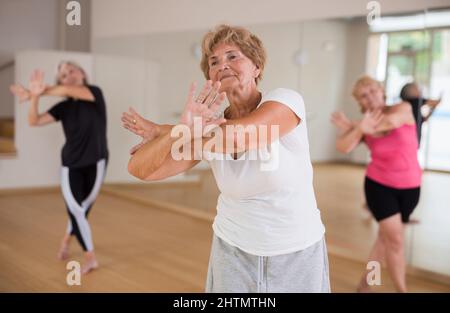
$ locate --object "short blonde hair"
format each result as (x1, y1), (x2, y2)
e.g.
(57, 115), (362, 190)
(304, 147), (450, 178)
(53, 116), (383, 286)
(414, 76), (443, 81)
(352, 75), (386, 112)
(352, 75), (384, 99)
(56, 60), (88, 85)
(200, 24), (266, 84)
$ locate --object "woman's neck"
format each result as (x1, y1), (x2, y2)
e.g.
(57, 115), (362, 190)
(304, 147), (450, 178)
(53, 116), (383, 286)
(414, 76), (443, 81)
(226, 87), (261, 119)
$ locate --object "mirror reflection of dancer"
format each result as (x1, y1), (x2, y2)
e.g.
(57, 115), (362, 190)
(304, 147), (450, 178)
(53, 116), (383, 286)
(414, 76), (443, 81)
(331, 76), (421, 292)
(399, 82), (441, 144)
(123, 25), (330, 292)
(10, 62), (108, 274)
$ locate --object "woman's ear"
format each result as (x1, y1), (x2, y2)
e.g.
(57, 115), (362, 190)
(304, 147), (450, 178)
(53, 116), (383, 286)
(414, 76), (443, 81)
(254, 66), (261, 79)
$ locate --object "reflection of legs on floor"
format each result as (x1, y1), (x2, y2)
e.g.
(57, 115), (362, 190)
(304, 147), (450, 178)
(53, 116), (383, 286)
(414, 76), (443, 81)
(380, 214), (407, 292)
(358, 213), (407, 293)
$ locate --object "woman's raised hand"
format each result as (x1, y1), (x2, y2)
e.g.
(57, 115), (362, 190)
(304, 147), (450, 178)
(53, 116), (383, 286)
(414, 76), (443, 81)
(331, 111), (353, 133)
(180, 80), (227, 135)
(359, 109), (384, 135)
(122, 107), (160, 141)
(28, 69), (46, 97)
(9, 84), (31, 103)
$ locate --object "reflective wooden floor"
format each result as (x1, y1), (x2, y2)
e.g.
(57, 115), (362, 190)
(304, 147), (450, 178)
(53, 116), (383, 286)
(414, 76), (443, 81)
(104, 163), (450, 278)
(0, 163), (449, 292)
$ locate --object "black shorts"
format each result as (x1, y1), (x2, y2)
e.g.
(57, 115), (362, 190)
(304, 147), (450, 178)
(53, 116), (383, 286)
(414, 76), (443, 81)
(364, 176), (420, 223)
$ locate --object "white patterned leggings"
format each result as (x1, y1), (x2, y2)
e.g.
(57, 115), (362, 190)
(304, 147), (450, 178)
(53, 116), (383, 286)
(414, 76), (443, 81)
(60, 159), (106, 252)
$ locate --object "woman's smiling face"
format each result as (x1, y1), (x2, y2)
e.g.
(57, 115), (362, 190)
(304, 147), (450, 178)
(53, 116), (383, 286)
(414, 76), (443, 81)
(57, 63), (85, 86)
(355, 83), (385, 112)
(207, 43), (260, 93)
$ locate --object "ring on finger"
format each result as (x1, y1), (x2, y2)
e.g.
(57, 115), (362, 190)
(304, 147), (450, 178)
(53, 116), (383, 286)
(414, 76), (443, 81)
(196, 95), (205, 103)
(205, 93), (218, 107)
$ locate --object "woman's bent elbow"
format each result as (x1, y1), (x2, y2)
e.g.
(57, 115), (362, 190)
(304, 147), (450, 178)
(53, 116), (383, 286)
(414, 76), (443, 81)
(127, 159), (145, 180)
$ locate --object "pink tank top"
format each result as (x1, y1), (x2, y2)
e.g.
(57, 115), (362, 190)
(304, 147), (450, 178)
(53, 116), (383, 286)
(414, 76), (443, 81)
(364, 124), (421, 189)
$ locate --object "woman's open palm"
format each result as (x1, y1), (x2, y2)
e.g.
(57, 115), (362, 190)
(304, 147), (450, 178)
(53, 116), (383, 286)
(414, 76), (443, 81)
(180, 81), (227, 136)
(29, 69), (46, 97)
(9, 84), (31, 103)
(122, 107), (159, 141)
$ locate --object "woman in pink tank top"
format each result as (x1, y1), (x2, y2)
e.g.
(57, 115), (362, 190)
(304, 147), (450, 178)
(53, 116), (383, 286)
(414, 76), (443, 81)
(331, 76), (421, 293)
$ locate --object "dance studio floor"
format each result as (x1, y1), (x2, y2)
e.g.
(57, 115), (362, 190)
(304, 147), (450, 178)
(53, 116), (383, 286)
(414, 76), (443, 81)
(103, 163), (450, 278)
(0, 163), (449, 292)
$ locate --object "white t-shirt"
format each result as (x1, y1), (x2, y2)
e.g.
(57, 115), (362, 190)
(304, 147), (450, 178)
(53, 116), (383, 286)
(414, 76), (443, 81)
(204, 88), (325, 256)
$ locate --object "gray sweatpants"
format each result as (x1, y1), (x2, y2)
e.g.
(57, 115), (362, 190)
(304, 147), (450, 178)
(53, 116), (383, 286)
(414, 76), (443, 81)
(205, 235), (331, 293)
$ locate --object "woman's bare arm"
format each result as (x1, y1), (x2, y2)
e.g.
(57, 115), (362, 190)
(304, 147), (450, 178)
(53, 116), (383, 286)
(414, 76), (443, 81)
(10, 69), (95, 102)
(28, 96), (56, 127)
(335, 125), (364, 154)
(43, 85), (94, 102)
(371, 102), (415, 132)
(422, 99), (441, 121)
(128, 125), (201, 180)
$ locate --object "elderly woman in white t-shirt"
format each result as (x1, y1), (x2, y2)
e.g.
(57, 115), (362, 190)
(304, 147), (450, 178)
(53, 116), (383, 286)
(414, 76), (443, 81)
(122, 24), (329, 292)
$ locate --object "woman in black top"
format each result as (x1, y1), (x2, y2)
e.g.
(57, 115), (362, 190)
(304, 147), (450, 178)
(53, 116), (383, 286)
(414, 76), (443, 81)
(399, 82), (441, 144)
(10, 62), (108, 274)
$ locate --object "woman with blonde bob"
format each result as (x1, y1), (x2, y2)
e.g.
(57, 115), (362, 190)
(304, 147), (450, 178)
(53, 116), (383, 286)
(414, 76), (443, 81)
(123, 25), (329, 292)
(331, 76), (421, 292)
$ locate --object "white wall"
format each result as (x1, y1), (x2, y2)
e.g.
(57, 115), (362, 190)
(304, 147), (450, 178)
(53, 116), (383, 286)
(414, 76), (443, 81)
(298, 20), (349, 162)
(93, 55), (160, 183)
(93, 19), (352, 162)
(91, 0), (447, 38)
(341, 18), (372, 164)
